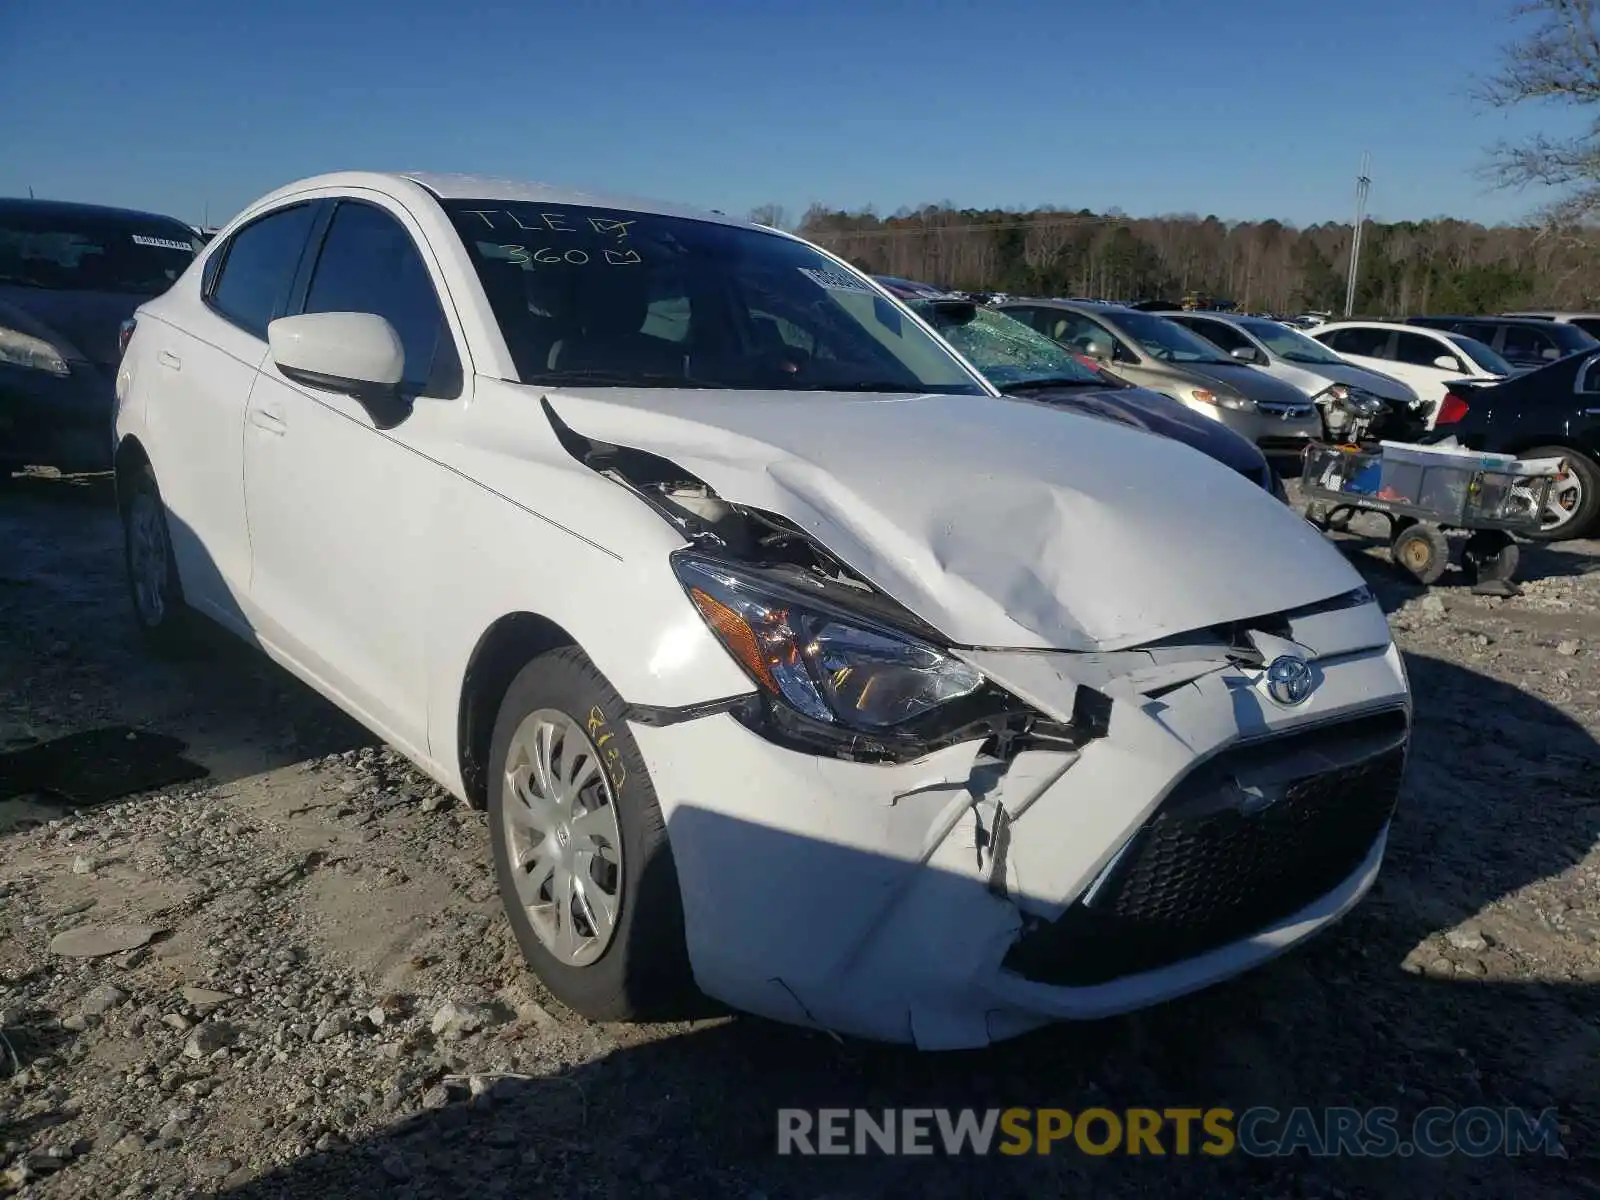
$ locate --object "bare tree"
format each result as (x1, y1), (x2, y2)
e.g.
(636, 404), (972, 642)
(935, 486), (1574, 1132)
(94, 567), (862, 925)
(1481, 0), (1600, 220)
(747, 203), (790, 230)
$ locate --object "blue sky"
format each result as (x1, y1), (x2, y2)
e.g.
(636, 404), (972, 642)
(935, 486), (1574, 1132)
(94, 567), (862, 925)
(0, 0), (1584, 229)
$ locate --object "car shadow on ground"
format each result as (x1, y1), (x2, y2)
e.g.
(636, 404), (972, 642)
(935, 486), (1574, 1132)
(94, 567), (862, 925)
(210, 650), (1599, 1200)
(0, 477), (372, 836)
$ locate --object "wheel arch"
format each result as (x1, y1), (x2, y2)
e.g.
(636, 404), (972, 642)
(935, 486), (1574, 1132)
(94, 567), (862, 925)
(456, 612), (579, 809)
(113, 435), (152, 512)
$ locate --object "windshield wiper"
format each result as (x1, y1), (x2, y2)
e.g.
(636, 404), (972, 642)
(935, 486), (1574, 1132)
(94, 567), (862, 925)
(1000, 377), (1108, 393)
(526, 370), (708, 388)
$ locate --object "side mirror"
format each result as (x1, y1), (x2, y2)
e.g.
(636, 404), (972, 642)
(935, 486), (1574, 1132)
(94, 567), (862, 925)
(1082, 339), (1110, 360)
(1542, 347), (1562, 361)
(1230, 345), (1260, 363)
(1432, 354), (1461, 371)
(267, 312), (410, 428)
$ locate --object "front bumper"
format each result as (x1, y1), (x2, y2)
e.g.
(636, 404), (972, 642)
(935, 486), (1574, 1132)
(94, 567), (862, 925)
(630, 603), (1409, 1049)
(1201, 401), (1321, 451)
(0, 362), (115, 471)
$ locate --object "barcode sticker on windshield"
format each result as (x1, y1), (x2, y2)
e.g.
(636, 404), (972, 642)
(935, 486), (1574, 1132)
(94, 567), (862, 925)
(800, 265), (872, 293)
(132, 235), (191, 251)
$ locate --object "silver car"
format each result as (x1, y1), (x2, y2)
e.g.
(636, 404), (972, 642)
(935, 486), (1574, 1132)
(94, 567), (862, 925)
(998, 300), (1321, 451)
(1162, 311), (1429, 440)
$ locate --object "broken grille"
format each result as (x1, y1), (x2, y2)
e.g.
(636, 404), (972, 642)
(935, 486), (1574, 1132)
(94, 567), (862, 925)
(1003, 709), (1408, 988)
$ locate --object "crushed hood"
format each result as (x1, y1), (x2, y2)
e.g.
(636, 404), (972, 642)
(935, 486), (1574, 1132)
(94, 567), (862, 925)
(544, 386), (1364, 651)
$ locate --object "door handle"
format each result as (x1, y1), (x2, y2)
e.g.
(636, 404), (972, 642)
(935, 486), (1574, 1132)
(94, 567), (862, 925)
(157, 350), (181, 371)
(249, 403), (287, 435)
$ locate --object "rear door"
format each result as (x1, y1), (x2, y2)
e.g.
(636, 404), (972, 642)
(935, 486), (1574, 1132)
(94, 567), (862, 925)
(242, 196), (465, 755)
(142, 201), (319, 629)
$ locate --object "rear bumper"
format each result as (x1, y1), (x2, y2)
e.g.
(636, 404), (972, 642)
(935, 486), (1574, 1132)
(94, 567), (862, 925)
(632, 614), (1410, 1049)
(0, 363), (115, 471)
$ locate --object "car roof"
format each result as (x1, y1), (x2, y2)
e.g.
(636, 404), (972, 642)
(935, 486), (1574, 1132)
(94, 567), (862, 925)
(0, 196), (196, 228)
(235, 171), (758, 232)
(1000, 297), (1131, 312)
(1410, 314), (1560, 327)
(1504, 310), (1600, 319)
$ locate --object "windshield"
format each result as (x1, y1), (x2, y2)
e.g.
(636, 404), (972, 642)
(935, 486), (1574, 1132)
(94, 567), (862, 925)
(1103, 309), (1232, 364)
(444, 201), (986, 394)
(912, 302), (1103, 387)
(1447, 333), (1514, 375)
(1237, 318), (1348, 365)
(0, 210), (200, 294)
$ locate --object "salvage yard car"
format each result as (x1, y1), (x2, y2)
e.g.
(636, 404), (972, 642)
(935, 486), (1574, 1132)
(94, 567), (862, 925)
(997, 299), (1322, 452)
(1160, 310), (1429, 440)
(910, 296), (1287, 497)
(113, 172), (1412, 1049)
(1, 197), (201, 473)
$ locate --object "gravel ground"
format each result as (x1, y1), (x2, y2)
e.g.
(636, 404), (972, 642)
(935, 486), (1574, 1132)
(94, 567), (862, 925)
(0, 473), (1597, 1199)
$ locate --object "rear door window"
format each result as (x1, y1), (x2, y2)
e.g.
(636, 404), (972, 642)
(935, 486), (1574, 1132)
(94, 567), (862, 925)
(1500, 324), (1558, 364)
(1178, 318), (1253, 354)
(207, 204), (319, 339)
(1325, 327), (1392, 358)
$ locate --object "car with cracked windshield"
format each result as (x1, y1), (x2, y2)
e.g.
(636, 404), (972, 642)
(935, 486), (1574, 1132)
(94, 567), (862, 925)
(113, 172), (1411, 1049)
(996, 299), (1323, 453)
(910, 296), (1286, 497)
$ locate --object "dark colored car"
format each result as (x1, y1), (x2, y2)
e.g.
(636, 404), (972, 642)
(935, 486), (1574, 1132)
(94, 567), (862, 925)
(1423, 345), (1600, 540)
(1404, 315), (1598, 372)
(874, 274), (948, 300)
(912, 297), (1284, 497)
(0, 198), (202, 473)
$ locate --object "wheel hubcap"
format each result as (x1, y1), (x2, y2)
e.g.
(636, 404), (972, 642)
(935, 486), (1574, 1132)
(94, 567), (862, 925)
(501, 709), (623, 967)
(129, 494), (168, 624)
(1544, 467), (1584, 530)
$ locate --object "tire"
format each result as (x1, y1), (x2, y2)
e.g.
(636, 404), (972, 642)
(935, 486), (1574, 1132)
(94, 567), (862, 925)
(120, 462), (193, 654)
(1392, 523), (1450, 585)
(1522, 446), (1600, 542)
(486, 646), (697, 1021)
(1462, 530), (1520, 583)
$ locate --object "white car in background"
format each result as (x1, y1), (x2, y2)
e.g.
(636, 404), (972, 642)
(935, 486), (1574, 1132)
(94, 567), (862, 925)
(112, 171), (1411, 1049)
(1308, 321), (1513, 427)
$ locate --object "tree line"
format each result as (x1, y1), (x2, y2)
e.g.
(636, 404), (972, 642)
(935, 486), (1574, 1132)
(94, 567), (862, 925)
(777, 203), (1600, 317)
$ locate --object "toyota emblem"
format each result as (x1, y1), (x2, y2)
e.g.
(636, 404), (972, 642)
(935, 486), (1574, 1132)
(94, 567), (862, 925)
(1264, 655), (1315, 706)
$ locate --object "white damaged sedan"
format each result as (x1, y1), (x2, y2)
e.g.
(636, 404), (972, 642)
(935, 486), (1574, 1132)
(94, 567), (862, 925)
(113, 172), (1411, 1049)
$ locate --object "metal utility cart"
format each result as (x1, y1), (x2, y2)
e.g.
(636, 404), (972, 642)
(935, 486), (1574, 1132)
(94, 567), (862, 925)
(1300, 441), (1564, 587)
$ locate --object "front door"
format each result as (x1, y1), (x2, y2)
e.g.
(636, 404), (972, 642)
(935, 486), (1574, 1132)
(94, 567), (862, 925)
(242, 197), (466, 756)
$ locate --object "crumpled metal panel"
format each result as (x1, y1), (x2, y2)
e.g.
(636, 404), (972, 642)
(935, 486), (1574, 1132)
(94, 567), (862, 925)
(543, 386), (1362, 652)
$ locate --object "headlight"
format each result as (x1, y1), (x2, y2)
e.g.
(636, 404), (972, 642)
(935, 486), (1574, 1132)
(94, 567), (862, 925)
(674, 554), (983, 732)
(0, 326), (70, 376)
(1191, 387), (1250, 411)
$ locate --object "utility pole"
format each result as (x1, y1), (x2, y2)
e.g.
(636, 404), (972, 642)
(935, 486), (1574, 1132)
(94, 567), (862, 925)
(1343, 152), (1371, 318)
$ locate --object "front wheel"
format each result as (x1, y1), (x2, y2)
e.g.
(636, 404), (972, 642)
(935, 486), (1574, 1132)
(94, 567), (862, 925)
(486, 646), (698, 1021)
(1523, 446), (1600, 541)
(120, 463), (192, 654)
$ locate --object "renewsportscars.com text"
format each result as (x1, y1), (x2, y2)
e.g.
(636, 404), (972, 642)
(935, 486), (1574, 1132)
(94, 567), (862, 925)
(777, 1106), (1566, 1158)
